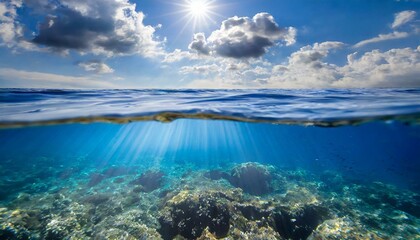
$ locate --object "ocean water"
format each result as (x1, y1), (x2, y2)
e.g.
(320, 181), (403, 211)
(0, 89), (419, 239)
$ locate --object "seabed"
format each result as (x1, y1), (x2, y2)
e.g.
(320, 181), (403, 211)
(0, 159), (419, 240)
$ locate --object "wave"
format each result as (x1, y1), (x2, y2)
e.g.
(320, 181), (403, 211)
(1, 88), (420, 127)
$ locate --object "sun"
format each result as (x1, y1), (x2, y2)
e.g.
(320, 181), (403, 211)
(168, 0), (222, 34)
(187, 0), (210, 18)
(180, 0), (218, 30)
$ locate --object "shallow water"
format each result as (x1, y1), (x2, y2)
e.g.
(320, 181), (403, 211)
(0, 89), (420, 239)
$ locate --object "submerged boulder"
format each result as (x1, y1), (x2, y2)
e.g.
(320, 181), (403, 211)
(229, 162), (273, 195)
(270, 205), (331, 240)
(203, 170), (230, 181)
(158, 190), (230, 240)
(130, 170), (164, 192)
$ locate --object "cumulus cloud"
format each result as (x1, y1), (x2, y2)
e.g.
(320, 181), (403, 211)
(392, 10), (417, 29)
(189, 33), (210, 55)
(354, 10), (417, 48)
(335, 46), (420, 87)
(267, 44), (420, 88)
(288, 41), (344, 67)
(0, 0), (163, 57)
(185, 43), (420, 89)
(267, 42), (345, 88)
(78, 60), (114, 74)
(0, 0), (24, 48)
(180, 64), (219, 76)
(189, 13), (296, 59)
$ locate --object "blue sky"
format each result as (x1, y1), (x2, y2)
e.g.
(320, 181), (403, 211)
(0, 0), (419, 88)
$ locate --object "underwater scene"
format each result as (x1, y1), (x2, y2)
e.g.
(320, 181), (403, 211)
(0, 89), (420, 240)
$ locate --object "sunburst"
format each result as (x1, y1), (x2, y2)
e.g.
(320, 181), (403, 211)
(171, 0), (221, 32)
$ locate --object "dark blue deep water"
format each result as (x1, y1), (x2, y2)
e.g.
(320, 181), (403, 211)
(0, 89), (419, 239)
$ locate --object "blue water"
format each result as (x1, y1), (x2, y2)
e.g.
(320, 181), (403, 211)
(0, 89), (419, 239)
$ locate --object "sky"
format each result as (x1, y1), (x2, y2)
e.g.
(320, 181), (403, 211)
(0, 0), (419, 89)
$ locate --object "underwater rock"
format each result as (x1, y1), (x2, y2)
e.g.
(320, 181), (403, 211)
(58, 167), (81, 179)
(93, 209), (162, 239)
(229, 162), (272, 195)
(237, 203), (270, 221)
(197, 227), (217, 240)
(103, 166), (134, 178)
(87, 166), (135, 188)
(203, 170), (230, 181)
(44, 216), (79, 240)
(307, 217), (380, 240)
(0, 209), (38, 240)
(87, 173), (106, 187)
(158, 190), (230, 240)
(82, 193), (111, 206)
(0, 226), (30, 240)
(113, 177), (125, 184)
(270, 205), (331, 240)
(130, 170), (164, 192)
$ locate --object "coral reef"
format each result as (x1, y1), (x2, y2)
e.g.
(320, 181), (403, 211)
(0, 161), (419, 239)
(130, 170), (165, 192)
(159, 190), (231, 239)
(228, 162), (273, 195)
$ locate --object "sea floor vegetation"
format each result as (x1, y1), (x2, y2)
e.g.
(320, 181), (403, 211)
(0, 159), (419, 240)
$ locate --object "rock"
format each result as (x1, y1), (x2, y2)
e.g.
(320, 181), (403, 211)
(307, 217), (380, 240)
(82, 193), (111, 206)
(87, 173), (106, 187)
(102, 166), (134, 178)
(0, 226), (30, 240)
(0, 209), (41, 240)
(44, 216), (78, 240)
(130, 170), (164, 192)
(237, 204), (270, 221)
(270, 205), (330, 240)
(158, 190), (230, 240)
(229, 162), (272, 195)
(113, 177), (125, 184)
(203, 170), (230, 181)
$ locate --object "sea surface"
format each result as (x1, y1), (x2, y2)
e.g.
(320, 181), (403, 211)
(0, 89), (419, 239)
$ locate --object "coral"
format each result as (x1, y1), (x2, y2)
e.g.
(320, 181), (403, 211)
(93, 209), (161, 239)
(203, 170), (230, 181)
(158, 190), (231, 239)
(102, 166), (135, 178)
(236, 203), (270, 221)
(44, 215), (79, 240)
(87, 173), (106, 187)
(270, 205), (331, 240)
(113, 177), (125, 184)
(0, 208), (41, 240)
(307, 217), (381, 240)
(1, 161), (419, 240)
(130, 170), (165, 192)
(229, 162), (273, 195)
(82, 193), (111, 206)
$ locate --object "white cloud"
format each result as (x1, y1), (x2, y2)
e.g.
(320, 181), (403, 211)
(189, 13), (297, 59)
(0, 68), (119, 88)
(1, 0), (164, 57)
(354, 10), (417, 48)
(162, 49), (204, 63)
(335, 46), (420, 88)
(392, 10), (417, 29)
(180, 64), (219, 76)
(267, 44), (420, 88)
(78, 61), (114, 74)
(183, 43), (420, 89)
(354, 31), (409, 48)
(0, 0), (25, 48)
